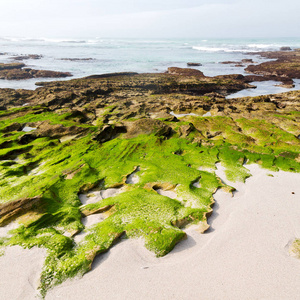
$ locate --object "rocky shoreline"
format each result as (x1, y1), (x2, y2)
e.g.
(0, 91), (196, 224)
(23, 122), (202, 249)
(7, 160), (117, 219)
(0, 48), (299, 297)
(218, 48), (300, 88)
(0, 48), (300, 90)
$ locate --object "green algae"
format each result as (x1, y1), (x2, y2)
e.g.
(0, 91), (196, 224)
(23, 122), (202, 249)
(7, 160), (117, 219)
(0, 102), (300, 296)
(290, 239), (300, 259)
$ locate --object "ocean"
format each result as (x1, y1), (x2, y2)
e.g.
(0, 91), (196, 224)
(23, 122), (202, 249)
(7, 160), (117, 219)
(1, 37), (300, 97)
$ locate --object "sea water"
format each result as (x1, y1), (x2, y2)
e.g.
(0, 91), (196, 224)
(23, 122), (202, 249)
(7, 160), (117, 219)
(0, 37), (300, 96)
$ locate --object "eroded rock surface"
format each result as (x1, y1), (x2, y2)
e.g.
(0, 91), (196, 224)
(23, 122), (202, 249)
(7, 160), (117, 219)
(0, 60), (299, 296)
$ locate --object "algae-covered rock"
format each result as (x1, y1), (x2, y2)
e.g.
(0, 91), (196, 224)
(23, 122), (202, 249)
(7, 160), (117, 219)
(0, 62), (72, 80)
(167, 67), (204, 76)
(125, 118), (172, 138)
(0, 196), (42, 226)
(0, 64), (299, 296)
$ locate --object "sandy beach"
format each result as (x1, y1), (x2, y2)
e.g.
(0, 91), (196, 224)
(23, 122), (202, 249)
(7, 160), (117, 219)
(0, 246), (45, 299)
(28, 164), (297, 299)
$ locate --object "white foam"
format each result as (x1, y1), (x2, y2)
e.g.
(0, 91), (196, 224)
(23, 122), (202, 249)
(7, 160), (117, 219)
(192, 46), (260, 53)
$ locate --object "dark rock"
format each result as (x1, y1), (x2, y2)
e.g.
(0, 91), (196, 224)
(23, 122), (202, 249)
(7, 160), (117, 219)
(85, 72), (138, 79)
(221, 59), (253, 66)
(167, 67), (204, 76)
(220, 61), (239, 65)
(275, 101), (286, 109)
(0, 122), (23, 133)
(125, 119), (172, 139)
(215, 74), (245, 80)
(18, 133), (36, 145)
(0, 88), (34, 108)
(0, 63), (25, 70)
(280, 47), (292, 51)
(10, 54), (43, 61)
(18, 122), (88, 144)
(187, 62), (202, 67)
(245, 49), (300, 79)
(241, 59), (254, 64)
(29, 69), (72, 78)
(178, 123), (196, 137)
(60, 58), (94, 61)
(92, 125), (127, 143)
(0, 62), (72, 80)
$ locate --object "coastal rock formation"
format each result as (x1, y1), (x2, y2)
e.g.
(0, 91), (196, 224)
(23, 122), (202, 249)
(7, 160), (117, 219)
(187, 62), (202, 66)
(0, 64), (299, 296)
(0, 71), (252, 110)
(280, 46), (292, 51)
(0, 62), (72, 80)
(0, 63), (25, 70)
(10, 54), (43, 61)
(241, 59), (254, 63)
(245, 48), (300, 79)
(220, 59), (254, 65)
(167, 67), (204, 76)
(219, 49), (300, 87)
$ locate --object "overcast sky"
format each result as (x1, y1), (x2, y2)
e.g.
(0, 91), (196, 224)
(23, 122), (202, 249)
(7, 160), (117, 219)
(1, 0), (299, 38)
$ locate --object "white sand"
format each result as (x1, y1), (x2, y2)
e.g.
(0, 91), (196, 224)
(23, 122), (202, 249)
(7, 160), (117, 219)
(155, 188), (177, 199)
(74, 213), (106, 244)
(0, 221), (19, 238)
(0, 246), (46, 300)
(79, 187), (124, 205)
(126, 167), (141, 184)
(1, 164), (300, 299)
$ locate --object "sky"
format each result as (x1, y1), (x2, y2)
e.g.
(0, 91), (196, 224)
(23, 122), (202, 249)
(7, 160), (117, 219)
(0, 0), (299, 38)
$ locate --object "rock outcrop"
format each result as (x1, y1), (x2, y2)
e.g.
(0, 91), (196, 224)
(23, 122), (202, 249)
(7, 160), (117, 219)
(187, 62), (202, 66)
(0, 62), (72, 80)
(0, 55), (299, 296)
(245, 49), (300, 80)
(167, 67), (204, 76)
(10, 54), (43, 61)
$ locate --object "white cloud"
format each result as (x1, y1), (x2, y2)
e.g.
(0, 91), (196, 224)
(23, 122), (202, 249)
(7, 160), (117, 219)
(0, 0), (299, 38)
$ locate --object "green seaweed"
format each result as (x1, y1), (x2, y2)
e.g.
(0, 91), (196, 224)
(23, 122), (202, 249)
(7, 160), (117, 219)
(0, 101), (300, 296)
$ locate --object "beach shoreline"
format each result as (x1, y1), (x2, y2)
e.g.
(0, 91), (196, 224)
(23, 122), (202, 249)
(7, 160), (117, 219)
(41, 164), (299, 299)
(0, 46), (299, 299)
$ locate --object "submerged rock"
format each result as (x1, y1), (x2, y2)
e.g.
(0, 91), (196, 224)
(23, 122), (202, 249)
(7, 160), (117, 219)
(187, 62), (202, 66)
(10, 54), (43, 61)
(60, 58), (94, 61)
(280, 46), (292, 51)
(167, 67), (204, 76)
